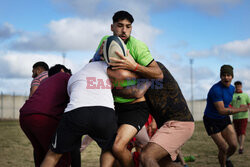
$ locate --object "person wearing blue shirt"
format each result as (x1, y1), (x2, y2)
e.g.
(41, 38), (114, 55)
(203, 65), (248, 167)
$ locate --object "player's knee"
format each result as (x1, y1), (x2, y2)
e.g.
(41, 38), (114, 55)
(218, 144), (228, 154)
(112, 142), (125, 156)
(229, 142), (237, 152)
(140, 151), (153, 164)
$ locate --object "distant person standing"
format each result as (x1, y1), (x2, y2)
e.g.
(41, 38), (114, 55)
(231, 81), (250, 154)
(20, 64), (74, 167)
(29, 61), (49, 97)
(203, 65), (248, 167)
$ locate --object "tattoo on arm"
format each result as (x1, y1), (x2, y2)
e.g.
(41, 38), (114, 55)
(112, 80), (151, 99)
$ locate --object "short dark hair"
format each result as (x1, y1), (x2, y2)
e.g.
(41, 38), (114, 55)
(33, 61), (49, 71)
(48, 64), (72, 77)
(234, 81), (242, 86)
(113, 11), (134, 23)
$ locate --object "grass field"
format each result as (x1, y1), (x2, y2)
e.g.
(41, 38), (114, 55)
(0, 120), (249, 167)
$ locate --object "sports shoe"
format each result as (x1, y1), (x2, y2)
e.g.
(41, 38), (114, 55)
(226, 160), (234, 167)
(239, 148), (244, 154)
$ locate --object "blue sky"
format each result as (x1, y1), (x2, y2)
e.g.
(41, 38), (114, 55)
(0, 0), (250, 100)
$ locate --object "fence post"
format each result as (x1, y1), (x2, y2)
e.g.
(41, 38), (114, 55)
(13, 92), (15, 119)
(1, 92), (3, 119)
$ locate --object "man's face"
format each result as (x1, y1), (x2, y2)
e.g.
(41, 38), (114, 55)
(220, 73), (233, 87)
(32, 67), (39, 78)
(235, 84), (242, 92)
(32, 67), (43, 78)
(111, 19), (132, 43)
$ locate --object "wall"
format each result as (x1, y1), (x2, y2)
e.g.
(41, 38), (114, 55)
(0, 94), (28, 119)
(0, 94), (249, 121)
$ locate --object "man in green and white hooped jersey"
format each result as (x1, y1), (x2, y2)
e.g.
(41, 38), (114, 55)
(231, 81), (250, 154)
(93, 11), (163, 167)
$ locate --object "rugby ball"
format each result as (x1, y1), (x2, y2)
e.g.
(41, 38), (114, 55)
(103, 35), (127, 64)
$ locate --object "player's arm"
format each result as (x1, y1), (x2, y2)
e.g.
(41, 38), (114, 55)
(109, 51), (163, 79)
(107, 68), (139, 81)
(29, 85), (38, 98)
(112, 80), (151, 99)
(107, 68), (151, 99)
(213, 101), (248, 115)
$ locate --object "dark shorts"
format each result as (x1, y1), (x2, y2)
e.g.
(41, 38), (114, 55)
(115, 101), (150, 132)
(203, 115), (231, 136)
(233, 118), (248, 136)
(50, 106), (117, 154)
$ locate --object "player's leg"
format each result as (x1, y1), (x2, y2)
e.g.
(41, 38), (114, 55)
(113, 101), (150, 167)
(141, 121), (194, 167)
(20, 114), (58, 166)
(42, 107), (89, 167)
(41, 149), (63, 167)
(239, 134), (245, 150)
(135, 125), (150, 147)
(233, 119), (241, 149)
(239, 119), (247, 153)
(204, 116), (234, 167)
(221, 124), (237, 159)
(158, 156), (184, 167)
(141, 142), (168, 167)
(88, 106), (117, 167)
(112, 124), (138, 167)
(211, 132), (228, 167)
(100, 150), (116, 167)
(70, 148), (81, 167)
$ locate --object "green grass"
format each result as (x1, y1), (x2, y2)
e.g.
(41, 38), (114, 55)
(0, 120), (249, 167)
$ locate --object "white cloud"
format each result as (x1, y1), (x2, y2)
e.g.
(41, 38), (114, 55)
(52, 0), (152, 22)
(52, 0), (242, 17)
(216, 39), (250, 55)
(170, 40), (189, 49)
(0, 78), (30, 95)
(0, 51), (91, 95)
(234, 66), (250, 94)
(178, 0), (242, 15)
(0, 51), (78, 78)
(6, 0), (241, 53)
(9, 17), (160, 52)
(169, 53), (183, 62)
(187, 38), (250, 58)
(132, 22), (161, 47)
(10, 18), (109, 52)
(0, 23), (17, 40)
(187, 50), (211, 58)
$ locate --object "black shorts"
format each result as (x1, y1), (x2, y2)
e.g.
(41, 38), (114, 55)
(50, 106), (117, 153)
(115, 101), (150, 132)
(203, 115), (232, 136)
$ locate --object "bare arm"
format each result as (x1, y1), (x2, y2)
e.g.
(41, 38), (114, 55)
(112, 80), (151, 99)
(214, 101), (248, 115)
(133, 60), (163, 79)
(29, 86), (38, 98)
(107, 68), (139, 81)
(109, 51), (163, 79)
(107, 68), (151, 98)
